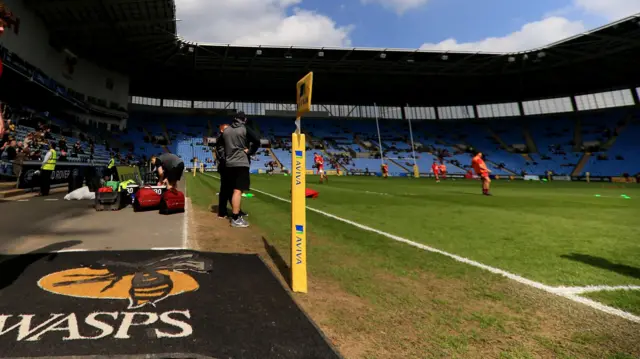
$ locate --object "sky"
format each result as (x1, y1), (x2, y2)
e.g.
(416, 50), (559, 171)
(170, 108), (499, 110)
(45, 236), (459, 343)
(174, 0), (640, 52)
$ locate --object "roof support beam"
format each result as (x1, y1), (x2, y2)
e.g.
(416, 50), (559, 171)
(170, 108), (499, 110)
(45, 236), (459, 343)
(329, 49), (354, 71)
(585, 32), (640, 47)
(437, 53), (479, 74)
(462, 55), (507, 74)
(51, 18), (176, 32)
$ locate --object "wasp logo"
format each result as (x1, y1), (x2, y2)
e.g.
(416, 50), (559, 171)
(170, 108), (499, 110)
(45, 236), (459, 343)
(38, 254), (212, 309)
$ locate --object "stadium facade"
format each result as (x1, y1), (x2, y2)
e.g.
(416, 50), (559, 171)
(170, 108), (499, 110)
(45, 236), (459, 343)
(1, 0), (639, 180)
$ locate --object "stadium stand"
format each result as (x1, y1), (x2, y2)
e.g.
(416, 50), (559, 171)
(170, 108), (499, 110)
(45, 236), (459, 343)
(110, 107), (637, 179)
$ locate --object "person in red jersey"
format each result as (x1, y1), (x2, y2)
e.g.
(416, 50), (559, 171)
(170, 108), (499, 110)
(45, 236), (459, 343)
(431, 161), (440, 182)
(314, 152), (328, 184)
(313, 153), (321, 172)
(439, 162), (447, 179)
(381, 163), (389, 179)
(471, 151), (492, 196)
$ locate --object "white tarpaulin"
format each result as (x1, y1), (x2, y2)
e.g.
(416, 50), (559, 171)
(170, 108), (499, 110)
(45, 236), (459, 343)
(64, 186), (95, 201)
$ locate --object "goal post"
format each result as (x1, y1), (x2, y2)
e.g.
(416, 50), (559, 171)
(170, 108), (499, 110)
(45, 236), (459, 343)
(291, 72), (313, 293)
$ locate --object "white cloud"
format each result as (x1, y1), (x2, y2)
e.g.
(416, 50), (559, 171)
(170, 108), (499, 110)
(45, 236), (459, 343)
(420, 17), (586, 53)
(360, 0), (429, 14)
(175, 0), (353, 47)
(574, 0), (640, 21)
(420, 0), (640, 53)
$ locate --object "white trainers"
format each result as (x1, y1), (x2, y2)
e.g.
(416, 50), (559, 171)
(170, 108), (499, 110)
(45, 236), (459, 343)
(231, 217), (249, 228)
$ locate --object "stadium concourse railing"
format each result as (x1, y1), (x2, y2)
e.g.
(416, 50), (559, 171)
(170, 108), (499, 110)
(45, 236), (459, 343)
(0, 160), (109, 190)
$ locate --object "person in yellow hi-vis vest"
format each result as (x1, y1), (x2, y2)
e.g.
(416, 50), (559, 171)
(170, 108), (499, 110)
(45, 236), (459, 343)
(107, 153), (116, 180)
(39, 142), (57, 196)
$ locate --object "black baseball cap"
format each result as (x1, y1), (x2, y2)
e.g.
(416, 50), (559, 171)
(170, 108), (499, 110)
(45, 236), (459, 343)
(235, 111), (246, 120)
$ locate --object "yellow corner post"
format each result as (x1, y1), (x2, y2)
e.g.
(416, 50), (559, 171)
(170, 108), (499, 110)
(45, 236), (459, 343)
(291, 71), (313, 293)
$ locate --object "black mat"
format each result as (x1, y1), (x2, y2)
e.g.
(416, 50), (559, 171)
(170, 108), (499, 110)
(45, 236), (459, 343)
(0, 250), (342, 359)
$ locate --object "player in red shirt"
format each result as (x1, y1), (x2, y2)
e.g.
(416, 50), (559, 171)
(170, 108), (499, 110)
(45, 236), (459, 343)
(439, 163), (447, 179)
(381, 163), (389, 179)
(471, 151), (492, 196)
(431, 161), (440, 182)
(314, 153), (328, 184)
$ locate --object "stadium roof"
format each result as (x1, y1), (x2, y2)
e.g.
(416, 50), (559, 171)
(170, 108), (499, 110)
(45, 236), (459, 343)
(25, 0), (178, 69)
(26, 2), (640, 106)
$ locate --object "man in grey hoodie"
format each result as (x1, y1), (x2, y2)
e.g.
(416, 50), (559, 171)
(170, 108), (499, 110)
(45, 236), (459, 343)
(222, 112), (260, 228)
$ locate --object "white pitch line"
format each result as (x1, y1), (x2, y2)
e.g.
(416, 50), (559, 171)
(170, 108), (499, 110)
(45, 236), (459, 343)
(363, 190), (390, 196)
(151, 247), (185, 251)
(55, 248), (88, 253)
(17, 199), (29, 202)
(202, 173), (640, 323)
(44, 199), (59, 201)
(554, 285), (640, 295)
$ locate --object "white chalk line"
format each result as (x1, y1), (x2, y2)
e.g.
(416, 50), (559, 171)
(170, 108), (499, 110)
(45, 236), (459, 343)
(316, 185), (391, 196)
(58, 247), (190, 252)
(202, 173), (640, 323)
(554, 285), (640, 295)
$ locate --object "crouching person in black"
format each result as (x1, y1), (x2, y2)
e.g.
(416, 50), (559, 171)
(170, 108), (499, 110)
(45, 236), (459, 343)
(151, 153), (185, 190)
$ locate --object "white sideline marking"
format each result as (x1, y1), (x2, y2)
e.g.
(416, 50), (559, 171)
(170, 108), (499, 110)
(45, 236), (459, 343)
(17, 199), (29, 202)
(202, 173), (640, 323)
(320, 186), (391, 196)
(363, 190), (390, 196)
(554, 285), (640, 295)
(152, 247), (185, 251)
(55, 248), (88, 253)
(182, 181), (190, 250)
(44, 199), (59, 201)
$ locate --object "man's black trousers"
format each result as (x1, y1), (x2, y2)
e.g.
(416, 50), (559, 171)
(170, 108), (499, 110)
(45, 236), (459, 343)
(40, 170), (52, 196)
(217, 166), (233, 216)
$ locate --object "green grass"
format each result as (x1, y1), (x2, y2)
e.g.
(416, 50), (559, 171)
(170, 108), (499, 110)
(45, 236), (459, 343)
(186, 173), (640, 357)
(202, 173), (640, 287)
(584, 290), (640, 316)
